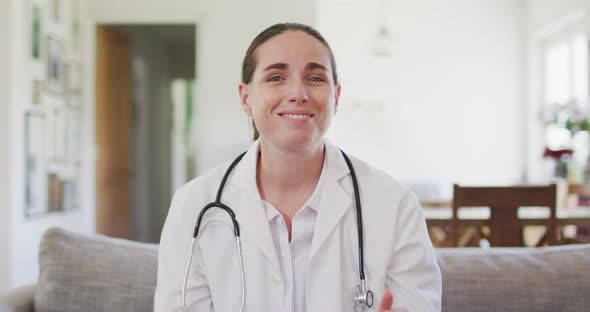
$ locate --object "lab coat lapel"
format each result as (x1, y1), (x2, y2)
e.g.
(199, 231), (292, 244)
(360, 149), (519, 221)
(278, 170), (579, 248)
(227, 140), (281, 275)
(309, 140), (352, 262)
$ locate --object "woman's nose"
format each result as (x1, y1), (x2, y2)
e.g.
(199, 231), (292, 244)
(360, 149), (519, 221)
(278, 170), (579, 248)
(287, 79), (309, 104)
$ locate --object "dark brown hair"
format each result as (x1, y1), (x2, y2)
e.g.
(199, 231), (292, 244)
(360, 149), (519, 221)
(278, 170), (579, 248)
(241, 22), (339, 85)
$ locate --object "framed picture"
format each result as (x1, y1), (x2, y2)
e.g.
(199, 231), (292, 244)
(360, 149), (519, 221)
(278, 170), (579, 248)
(64, 111), (81, 162)
(32, 79), (43, 105)
(46, 35), (65, 95)
(49, 0), (62, 25)
(47, 172), (63, 212)
(24, 112), (48, 217)
(54, 109), (66, 161)
(65, 61), (82, 93)
(31, 3), (41, 59)
(66, 92), (82, 109)
(45, 108), (58, 161)
(70, 0), (81, 52)
(61, 179), (78, 211)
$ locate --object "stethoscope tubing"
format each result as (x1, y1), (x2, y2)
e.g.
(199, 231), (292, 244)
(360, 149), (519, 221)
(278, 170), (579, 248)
(182, 149), (371, 311)
(340, 151), (366, 281)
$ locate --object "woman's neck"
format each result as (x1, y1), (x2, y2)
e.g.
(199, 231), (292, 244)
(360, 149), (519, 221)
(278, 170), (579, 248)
(256, 139), (325, 217)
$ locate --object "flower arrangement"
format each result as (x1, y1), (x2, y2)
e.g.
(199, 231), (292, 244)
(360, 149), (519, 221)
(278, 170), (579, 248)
(540, 98), (590, 180)
(542, 147), (573, 179)
(540, 98), (590, 135)
(542, 147), (574, 159)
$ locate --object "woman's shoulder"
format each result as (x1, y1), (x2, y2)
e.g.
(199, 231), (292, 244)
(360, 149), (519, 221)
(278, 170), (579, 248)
(172, 161), (233, 202)
(342, 153), (418, 209)
(346, 154), (410, 191)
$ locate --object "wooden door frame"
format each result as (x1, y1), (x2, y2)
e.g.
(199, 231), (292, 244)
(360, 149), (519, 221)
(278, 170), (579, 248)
(95, 25), (131, 238)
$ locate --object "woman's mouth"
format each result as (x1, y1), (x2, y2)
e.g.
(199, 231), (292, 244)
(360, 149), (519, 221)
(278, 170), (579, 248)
(278, 113), (314, 120)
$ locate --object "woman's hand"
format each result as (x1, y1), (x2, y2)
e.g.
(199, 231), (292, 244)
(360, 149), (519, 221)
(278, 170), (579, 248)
(377, 289), (408, 312)
(377, 288), (394, 312)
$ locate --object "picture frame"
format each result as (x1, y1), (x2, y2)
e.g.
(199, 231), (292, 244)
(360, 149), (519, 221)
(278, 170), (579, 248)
(70, 0), (81, 53)
(54, 109), (66, 162)
(45, 108), (57, 161)
(66, 92), (82, 109)
(47, 172), (63, 212)
(46, 35), (65, 95)
(31, 3), (41, 59)
(32, 79), (43, 105)
(49, 0), (63, 25)
(24, 111), (48, 217)
(61, 179), (78, 211)
(65, 61), (82, 93)
(63, 110), (81, 163)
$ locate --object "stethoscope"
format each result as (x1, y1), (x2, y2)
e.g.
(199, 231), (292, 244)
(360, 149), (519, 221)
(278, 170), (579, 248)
(182, 150), (373, 312)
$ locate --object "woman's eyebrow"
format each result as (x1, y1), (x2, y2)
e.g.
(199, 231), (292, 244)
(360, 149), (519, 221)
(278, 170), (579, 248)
(263, 63), (288, 71)
(306, 62), (327, 71)
(262, 62), (328, 72)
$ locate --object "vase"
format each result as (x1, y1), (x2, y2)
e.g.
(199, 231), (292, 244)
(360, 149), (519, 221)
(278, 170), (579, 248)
(553, 158), (569, 179)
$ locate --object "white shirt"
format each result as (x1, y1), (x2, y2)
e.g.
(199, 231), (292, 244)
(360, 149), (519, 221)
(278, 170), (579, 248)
(261, 157), (327, 312)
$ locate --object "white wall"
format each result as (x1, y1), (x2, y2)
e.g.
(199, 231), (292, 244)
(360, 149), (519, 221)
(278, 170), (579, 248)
(320, 0), (526, 194)
(0, 0), (14, 293)
(0, 0), (96, 290)
(524, 0), (590, 182)
(526, 0), (589, 31)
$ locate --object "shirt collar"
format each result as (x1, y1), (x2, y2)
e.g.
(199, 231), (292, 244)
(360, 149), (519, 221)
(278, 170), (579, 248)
(305, 153), (327, 213)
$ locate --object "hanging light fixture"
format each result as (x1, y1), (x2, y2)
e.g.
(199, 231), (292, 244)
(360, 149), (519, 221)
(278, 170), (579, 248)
(372, 0), (398, 58)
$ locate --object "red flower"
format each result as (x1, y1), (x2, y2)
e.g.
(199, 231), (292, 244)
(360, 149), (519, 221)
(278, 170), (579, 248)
(543, 147), (573, 159)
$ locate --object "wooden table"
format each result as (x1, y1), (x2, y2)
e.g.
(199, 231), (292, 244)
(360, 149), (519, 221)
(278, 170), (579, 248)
(422, 200), (590, 225)
(421, 199), (590, 246)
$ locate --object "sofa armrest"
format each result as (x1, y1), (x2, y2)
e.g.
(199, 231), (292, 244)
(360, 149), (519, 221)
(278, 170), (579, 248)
(0, 285), (35, 312)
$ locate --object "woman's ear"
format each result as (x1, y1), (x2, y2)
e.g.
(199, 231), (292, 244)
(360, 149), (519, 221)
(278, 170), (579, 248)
(334, 83), (342, 114)
(239, 82), (253, 117)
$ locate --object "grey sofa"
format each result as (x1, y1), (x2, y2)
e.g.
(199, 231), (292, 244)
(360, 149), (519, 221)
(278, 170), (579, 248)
(1, 228), (589, 312)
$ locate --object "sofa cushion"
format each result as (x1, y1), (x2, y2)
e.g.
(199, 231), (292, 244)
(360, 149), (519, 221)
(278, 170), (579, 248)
(35, 228), (158, 312)
(436, 244), (590, 312)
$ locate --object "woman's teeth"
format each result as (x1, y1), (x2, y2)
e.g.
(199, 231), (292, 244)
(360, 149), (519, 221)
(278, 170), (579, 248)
(283, 114), (311, 119)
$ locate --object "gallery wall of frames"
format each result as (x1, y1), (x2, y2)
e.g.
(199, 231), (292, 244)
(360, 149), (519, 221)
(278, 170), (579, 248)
(24, 0), (83, 218)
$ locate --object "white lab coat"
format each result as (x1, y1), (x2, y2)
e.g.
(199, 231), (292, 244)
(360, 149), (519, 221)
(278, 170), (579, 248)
(154, 140), (441, 312)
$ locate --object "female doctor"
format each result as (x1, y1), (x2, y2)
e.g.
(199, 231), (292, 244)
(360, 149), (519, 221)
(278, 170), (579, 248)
(154, 23), (441, 312)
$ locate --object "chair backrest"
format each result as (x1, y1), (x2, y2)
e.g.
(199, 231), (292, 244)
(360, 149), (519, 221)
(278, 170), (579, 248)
(451, 184), (557, 247)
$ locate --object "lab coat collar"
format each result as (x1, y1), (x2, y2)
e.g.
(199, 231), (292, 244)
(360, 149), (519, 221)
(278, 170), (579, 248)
(228, 139), (260, 196)
(226, 140), (281, 275)
(309, 139), (352, 263)
(228, 139), (350, 194)
(227, 138), (353, 272)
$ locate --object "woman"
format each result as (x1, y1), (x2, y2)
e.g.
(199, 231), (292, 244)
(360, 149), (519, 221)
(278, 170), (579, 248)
(155, 23), (441, 312)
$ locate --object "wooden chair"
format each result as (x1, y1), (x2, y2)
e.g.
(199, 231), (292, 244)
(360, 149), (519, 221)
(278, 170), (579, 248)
(449, 184), (558, 247)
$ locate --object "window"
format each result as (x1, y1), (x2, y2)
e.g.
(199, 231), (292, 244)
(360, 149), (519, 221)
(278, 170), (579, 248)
(543, 31), (589, 164)
(544, 34), (588, 105)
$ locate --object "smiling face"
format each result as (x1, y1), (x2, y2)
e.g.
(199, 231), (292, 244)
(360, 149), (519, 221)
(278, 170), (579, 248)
(239, 30), (341, 151)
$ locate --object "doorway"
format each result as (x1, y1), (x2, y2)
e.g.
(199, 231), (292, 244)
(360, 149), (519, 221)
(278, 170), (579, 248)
(95, 24), (196, 242)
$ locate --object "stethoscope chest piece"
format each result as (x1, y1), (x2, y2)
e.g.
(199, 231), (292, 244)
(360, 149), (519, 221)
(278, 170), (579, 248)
(353, 280), (374, 311)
